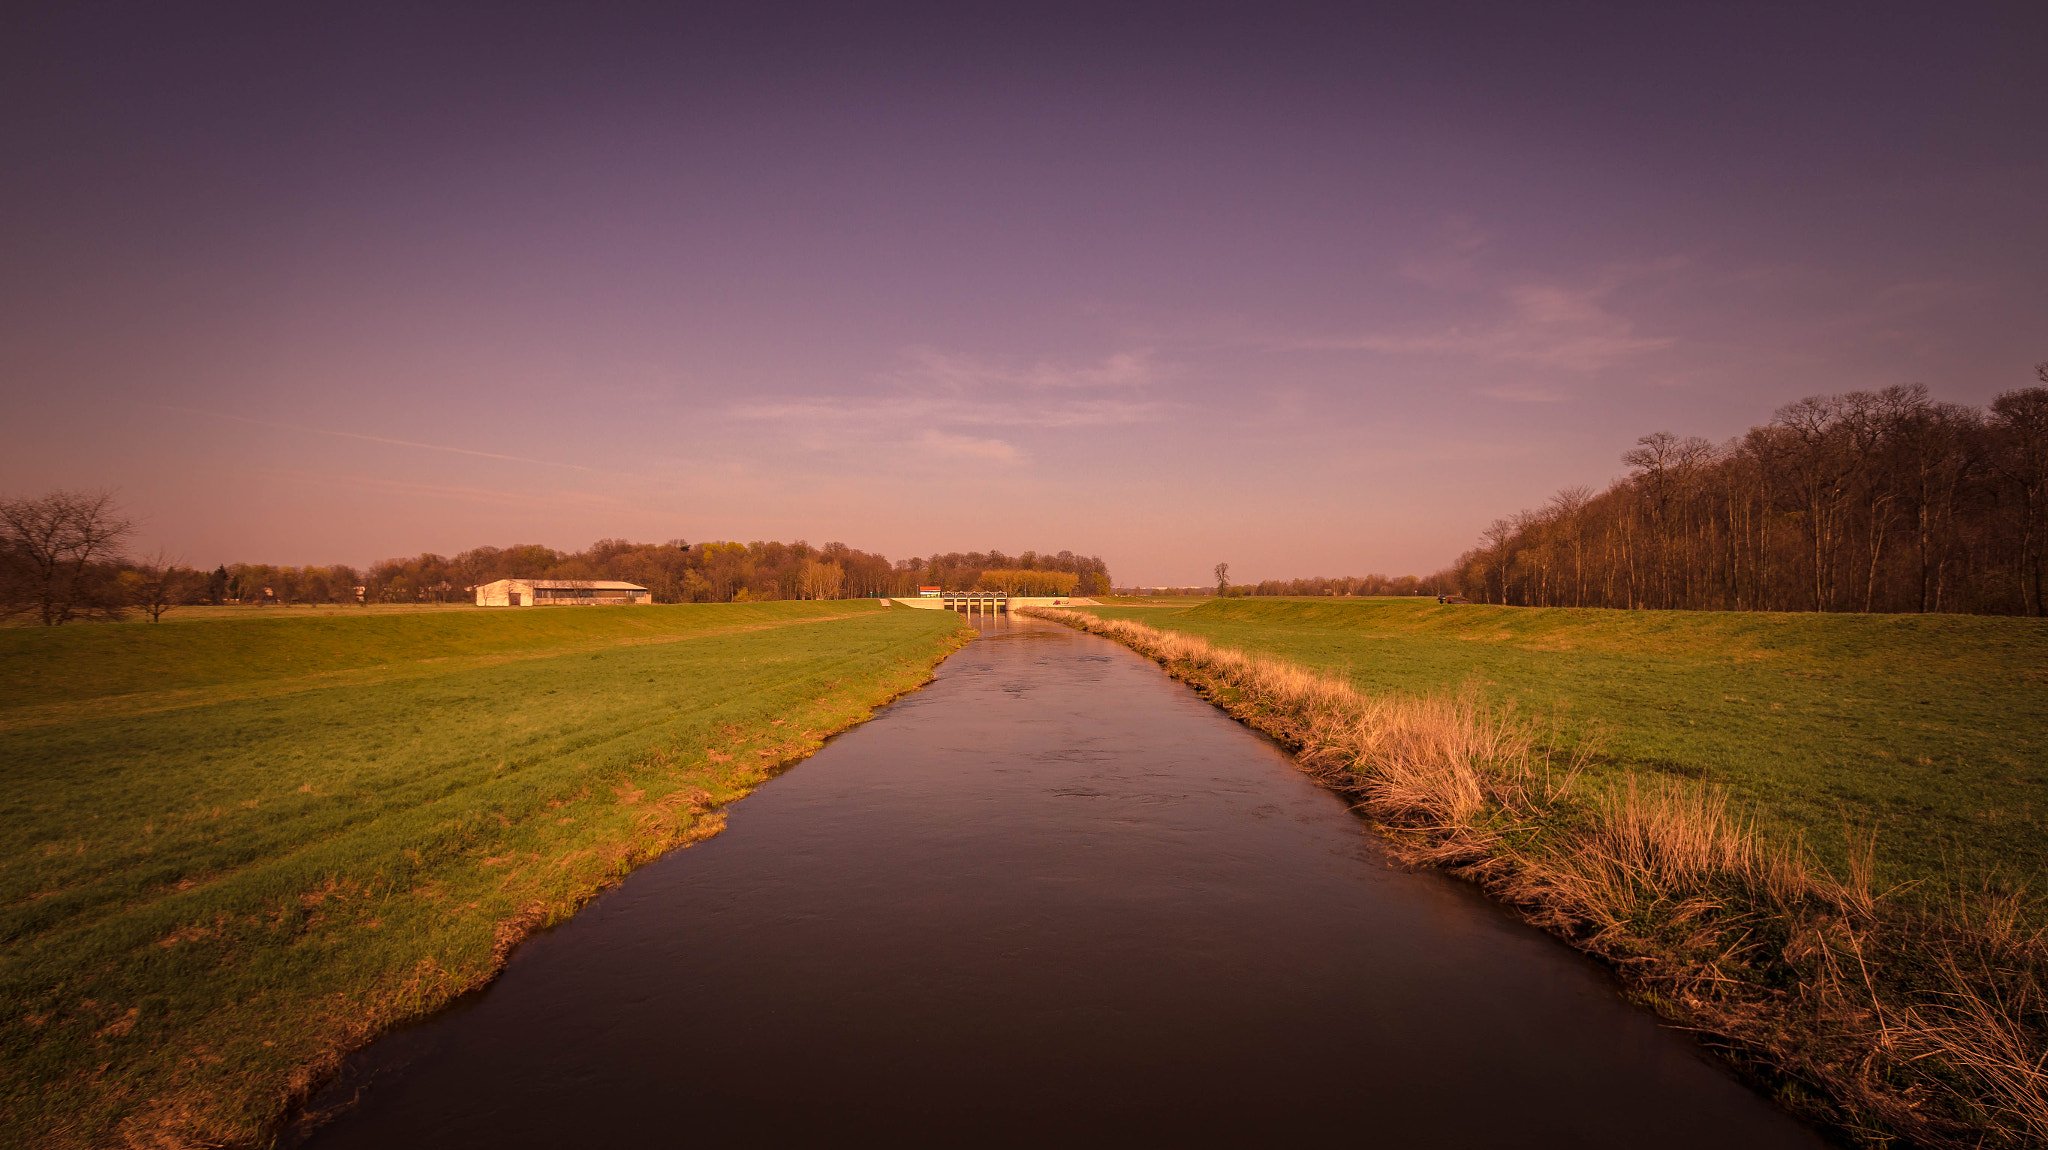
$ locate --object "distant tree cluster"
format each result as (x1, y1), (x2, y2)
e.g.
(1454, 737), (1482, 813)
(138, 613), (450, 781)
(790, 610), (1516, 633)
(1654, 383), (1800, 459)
(1105, 573), (1450, 597)
(0, 508), (1117, 621)
(915, 550), (1111, 596)
(1449, 368), (2048, 615)
(973, 568), (1080, 596)
(347, 542), (1111, 604)
(225, 541), (906, 605)
(1218, 572), (1454, 598)
(210, 561), (365, 607)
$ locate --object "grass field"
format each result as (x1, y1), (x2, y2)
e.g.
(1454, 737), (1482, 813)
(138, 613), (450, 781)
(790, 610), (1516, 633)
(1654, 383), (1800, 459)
(0, 602), (970, 1148)
(1040, 600), (2048, 1143)
(1076, 598), (2048, 895)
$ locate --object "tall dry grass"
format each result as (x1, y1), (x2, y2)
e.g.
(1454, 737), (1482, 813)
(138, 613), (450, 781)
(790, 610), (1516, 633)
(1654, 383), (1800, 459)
(1024, 607), (2048, 1148)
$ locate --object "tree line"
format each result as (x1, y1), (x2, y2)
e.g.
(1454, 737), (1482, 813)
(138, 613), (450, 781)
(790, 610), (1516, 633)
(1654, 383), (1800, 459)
(1448, 367), (2048, 614)
(0, 496), (1115, 623)
(1209, 572), (1455, 598)
(1102, 568), (1451, 598)
(973, 569), (1080, 596)
(349, 543), (1111, 605)
(920, 550), (1111, 596)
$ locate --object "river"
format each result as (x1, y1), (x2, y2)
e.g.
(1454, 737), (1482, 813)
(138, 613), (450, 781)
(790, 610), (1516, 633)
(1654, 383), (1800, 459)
(301, 615), (1823, 1147)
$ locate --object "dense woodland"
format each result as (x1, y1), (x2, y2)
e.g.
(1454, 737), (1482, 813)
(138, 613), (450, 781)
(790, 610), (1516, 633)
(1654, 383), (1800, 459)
(0, 501), (1114, 622)
(1449, 370), (2048, 615)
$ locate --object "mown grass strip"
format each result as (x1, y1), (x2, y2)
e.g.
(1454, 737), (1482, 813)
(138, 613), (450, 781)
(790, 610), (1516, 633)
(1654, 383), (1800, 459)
(0, 600), (892, 714)
(0, 602), (972, 1148)
(1027, 605), (2047, 1148)
(0, 606), (885, 734)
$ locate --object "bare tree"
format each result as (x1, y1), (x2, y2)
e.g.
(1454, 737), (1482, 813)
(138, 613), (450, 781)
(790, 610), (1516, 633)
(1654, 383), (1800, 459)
(0, 490), (135, 625)
(129, 548), (201, 622)
(1450, 370), (2048, 617)
(1991, 373), (2048, 614)
(1214, 562), (1229, 597)
(1771, 395), (1858, 610)
(1548, 485), (1594, 606)
(797, 558), (844, 600)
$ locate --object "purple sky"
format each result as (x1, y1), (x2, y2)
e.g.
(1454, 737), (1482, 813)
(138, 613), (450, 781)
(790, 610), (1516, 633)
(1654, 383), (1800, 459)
(4, 3), (2045, 584)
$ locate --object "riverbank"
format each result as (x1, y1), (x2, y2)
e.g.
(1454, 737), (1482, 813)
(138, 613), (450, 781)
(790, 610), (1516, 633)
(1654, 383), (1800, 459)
(298, 613), (1822, 1149)
(1075, 597), (2047, 896)
(1, 602), (973, 1148)
(1024, 605), (2047, 1147)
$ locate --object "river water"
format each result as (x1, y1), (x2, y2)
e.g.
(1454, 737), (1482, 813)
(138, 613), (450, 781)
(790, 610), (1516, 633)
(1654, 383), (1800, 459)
(303, 616), (1823, 1147)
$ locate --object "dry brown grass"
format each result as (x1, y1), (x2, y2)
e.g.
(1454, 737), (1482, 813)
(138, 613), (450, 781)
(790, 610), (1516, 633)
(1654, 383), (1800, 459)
(1025, 606), (2048, 1148)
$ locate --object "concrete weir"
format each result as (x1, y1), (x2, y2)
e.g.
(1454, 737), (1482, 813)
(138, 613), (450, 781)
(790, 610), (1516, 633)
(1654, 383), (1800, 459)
(889, 594), (1098, 614)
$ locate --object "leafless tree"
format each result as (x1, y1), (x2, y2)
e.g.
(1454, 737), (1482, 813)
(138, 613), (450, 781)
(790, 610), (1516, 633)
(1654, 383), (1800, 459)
(1991, 373), (2048, 614)
(1548, 485), (1594, 606)
(1448, 370), (2048, 617)
(1770, 395), (1859, 610)
(129, 548), (201, 622)
(0, 489), (135, 625)
(797, 558), (844, 600)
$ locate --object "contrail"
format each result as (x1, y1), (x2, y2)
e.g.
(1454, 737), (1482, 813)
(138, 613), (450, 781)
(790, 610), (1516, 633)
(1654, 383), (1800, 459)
(156, 406), (593, 471)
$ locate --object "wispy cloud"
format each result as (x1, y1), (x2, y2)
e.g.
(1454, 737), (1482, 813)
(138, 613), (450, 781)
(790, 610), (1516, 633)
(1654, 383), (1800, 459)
(1297, 280), (1676, 373)
(258, 468), (632, 510)
(918, 429), (1022, 461)
(1475, 384), (1570, 403)
(1713, 264), (1983, 352)
(899, 346), (1163, 391)
(1474, 382), (1564, 401)
(159, 406), (594, 471)
(727, 346), (1174, 435)
(732, 393), (1163, 430)
(1396, 215), (1491, 289)
(1280, 228), (1683, 375)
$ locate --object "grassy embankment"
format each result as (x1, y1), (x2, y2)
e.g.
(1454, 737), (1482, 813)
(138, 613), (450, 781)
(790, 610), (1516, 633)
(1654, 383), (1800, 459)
(1033, 599), (2047, 1147)
(1080, 597), (2047, 891)
(1, 602), (971, 1148)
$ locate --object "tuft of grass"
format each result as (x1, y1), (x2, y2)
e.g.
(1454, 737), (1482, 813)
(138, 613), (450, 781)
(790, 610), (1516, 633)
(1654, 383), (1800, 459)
(0, 602), (972, 1148)
(1026, 606), (2048, 1147)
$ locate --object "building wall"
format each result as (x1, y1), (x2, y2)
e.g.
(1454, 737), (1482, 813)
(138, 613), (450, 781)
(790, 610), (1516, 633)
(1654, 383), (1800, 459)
(475, 581), (532, 607)
(532, 590), (649, 605)
(476, 581), (649, 606)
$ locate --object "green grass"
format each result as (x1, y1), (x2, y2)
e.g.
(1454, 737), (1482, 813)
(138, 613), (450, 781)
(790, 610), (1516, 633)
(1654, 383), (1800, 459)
(1076, 598), (2048, 894)
(0, 602), (970, 1148)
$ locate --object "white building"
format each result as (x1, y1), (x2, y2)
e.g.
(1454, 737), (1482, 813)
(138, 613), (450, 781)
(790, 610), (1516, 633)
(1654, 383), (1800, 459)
(474, 579), (652, 607)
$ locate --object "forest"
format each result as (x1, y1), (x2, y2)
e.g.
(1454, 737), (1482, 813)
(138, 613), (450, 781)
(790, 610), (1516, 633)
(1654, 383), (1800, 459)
(1449, 370), (2048, 615)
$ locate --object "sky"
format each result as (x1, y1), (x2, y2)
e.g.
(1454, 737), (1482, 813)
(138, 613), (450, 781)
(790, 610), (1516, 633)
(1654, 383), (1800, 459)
(3, 2), (2044, 585)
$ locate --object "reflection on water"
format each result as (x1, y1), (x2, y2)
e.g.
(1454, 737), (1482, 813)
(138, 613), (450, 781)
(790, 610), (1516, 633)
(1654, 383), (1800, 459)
(303, 616), (1822, 1147)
